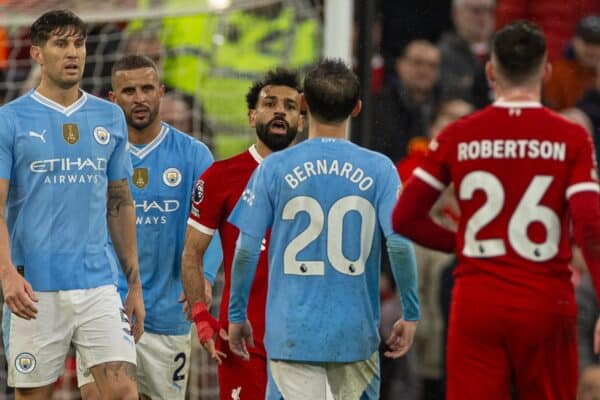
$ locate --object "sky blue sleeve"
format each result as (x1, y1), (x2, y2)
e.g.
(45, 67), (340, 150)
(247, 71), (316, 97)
(107, 107), (133, 181)
(0, 109), (14, 180)
(378, 157), (419, 320)
(202, 231), (222, 285)
(386, 233), (420, 321)
(228, 231), (262, 323)
(228, 163), (273, 238)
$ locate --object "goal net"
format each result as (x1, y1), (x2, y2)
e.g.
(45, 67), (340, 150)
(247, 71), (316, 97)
(0, 0), (322, 399)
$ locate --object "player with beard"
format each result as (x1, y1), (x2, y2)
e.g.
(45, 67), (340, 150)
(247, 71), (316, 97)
(182, 68), (304, 400)
(77, 55), (222, 400)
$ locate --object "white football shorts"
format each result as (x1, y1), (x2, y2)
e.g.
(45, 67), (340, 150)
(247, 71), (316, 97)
(77, 331), (192, 400)
(269, 351), (379, 400)
(3, 284), (136, 388)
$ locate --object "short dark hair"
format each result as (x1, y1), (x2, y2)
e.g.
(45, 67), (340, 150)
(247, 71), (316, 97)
(246, 68), (302, 111)
(303, 58), (360, 123)
(30, 9), (86, 46)
(576, 15), (600, 44)
(112, 54), (159, 77)
(492, 21), (546, 84)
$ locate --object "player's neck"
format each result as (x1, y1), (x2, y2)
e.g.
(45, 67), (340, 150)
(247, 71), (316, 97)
(308, 118), (348, 140)
(494, 84), (541, 103)
(36, 80), (81, 107)
(128, 119), (163, 145)
(254, 140), (273, 158)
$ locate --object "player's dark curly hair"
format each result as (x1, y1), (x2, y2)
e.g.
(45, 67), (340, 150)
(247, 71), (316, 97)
(492, 20), (546, 84)
(245, 68), (302, 111)
(303, 58), (360, 123)
(30, 9), (87, 46)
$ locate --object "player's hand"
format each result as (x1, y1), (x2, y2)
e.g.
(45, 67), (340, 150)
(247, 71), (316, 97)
(125, 283), (145, 343)
(204, 278), (213, 309)
(0, 267), (38, 320)
(192, 302), (227, 364)
(178, 292), (191, 319)
(384, 319), (417, 359)
(594, 316), (600, 354)
(228, 320), (254, 361)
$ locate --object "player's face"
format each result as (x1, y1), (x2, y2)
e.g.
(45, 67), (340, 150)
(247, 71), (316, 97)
(250, 85), (303, 152)
(110, 67), (164, 131)
(33, 28), (86, 89)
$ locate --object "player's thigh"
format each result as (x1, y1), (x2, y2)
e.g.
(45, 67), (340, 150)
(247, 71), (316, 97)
(71, 285), (136, 395)
(326, 351), (379, 400)
(14, 385), (55, 400)
(3, 292), (74, 389)
(218, 348), (267, 400)
(135, 331), (191, 400)
(269, 359), (330, 400)
(508, 311), (577, 400)
(446, 300), (511, 400)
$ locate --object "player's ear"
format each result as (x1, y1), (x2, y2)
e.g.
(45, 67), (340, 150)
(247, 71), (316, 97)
(300, 93), (308, 115)
(485, 60), (494, 84)
(248, 109), (256, 128)
(108, 90), (116, 103)
(351, 99), (362, 118)
(542, 62), (552, 84)
(30, 45), (42, 65)
(159, 84), (166, 98)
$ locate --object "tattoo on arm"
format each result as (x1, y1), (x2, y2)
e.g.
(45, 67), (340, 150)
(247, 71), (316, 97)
(107, 179), (133, 218)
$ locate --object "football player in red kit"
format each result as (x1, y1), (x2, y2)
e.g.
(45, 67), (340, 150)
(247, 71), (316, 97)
(181, 68), (303, 400)
(393, 21), (600, 400)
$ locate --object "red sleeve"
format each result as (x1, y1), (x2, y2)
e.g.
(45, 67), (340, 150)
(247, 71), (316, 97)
(189, 164), (226, 232)
(570, 191), (600, 305)
(392, 177), (456, 253)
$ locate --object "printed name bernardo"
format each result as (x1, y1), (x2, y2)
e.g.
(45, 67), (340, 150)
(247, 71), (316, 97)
(284, 159), (374, 190)
(30, 157), (107, 184)
(457, 139), (566, 162)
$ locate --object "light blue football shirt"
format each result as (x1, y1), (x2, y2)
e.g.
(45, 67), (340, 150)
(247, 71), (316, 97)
(0, 90), (131, 291)
(229, 137), (402, 362)
(116, 122), (222, 335)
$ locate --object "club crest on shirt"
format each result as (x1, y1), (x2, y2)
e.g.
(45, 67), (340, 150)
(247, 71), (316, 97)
(15, 352), (36, 374)
(133, 168), (149, 189)
(63, 123), (79, 144)
(163, 168), (181, 187)
(192, 179), (204, 205)
(93, 126), (110, 145)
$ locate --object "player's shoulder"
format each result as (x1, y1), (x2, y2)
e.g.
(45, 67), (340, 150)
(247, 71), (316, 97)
(203, 147), (255, 178)
(0, 90), (37, 114)
(163, 122), (213, 155)
(83, 91), (121, 113)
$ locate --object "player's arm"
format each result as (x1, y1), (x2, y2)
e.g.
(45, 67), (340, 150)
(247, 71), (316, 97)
(107, 178), (145, 342)
(227, 231), (262, 360)
(569, 190), (600, 353)
(384, 233), (420, 358)
(0, 178), (38, 320)
(392, 174), (456, 253)
(181, 226), (225, 362)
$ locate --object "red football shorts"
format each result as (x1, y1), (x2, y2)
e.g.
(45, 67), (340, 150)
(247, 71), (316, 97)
(217, 334), (266, 400)
(446, 299), (577, 400)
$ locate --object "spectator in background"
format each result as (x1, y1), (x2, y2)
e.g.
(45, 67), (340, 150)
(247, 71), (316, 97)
(495, 0), (599, 61)
(160, 91), (193, 134)
(438, 0), (495, 108)
(396, 98), (474, 183)
(577, 65), (600, 163)
(544, 15), (600, 110)
(578, 364), (600, 400)
(371, 40), (441, 163)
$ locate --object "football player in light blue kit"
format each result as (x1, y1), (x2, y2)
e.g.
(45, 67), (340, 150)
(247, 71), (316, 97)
(227, 59), (420, 400)
(0, 10), (143, 400)
(77, 55), (222, 400)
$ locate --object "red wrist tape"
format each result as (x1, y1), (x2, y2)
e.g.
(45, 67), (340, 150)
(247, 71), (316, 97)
(192, 302), (218, 343)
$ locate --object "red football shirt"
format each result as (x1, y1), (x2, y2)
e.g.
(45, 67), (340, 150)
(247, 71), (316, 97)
(415, 101), (599, 316)
(188, 145), (268, 356)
